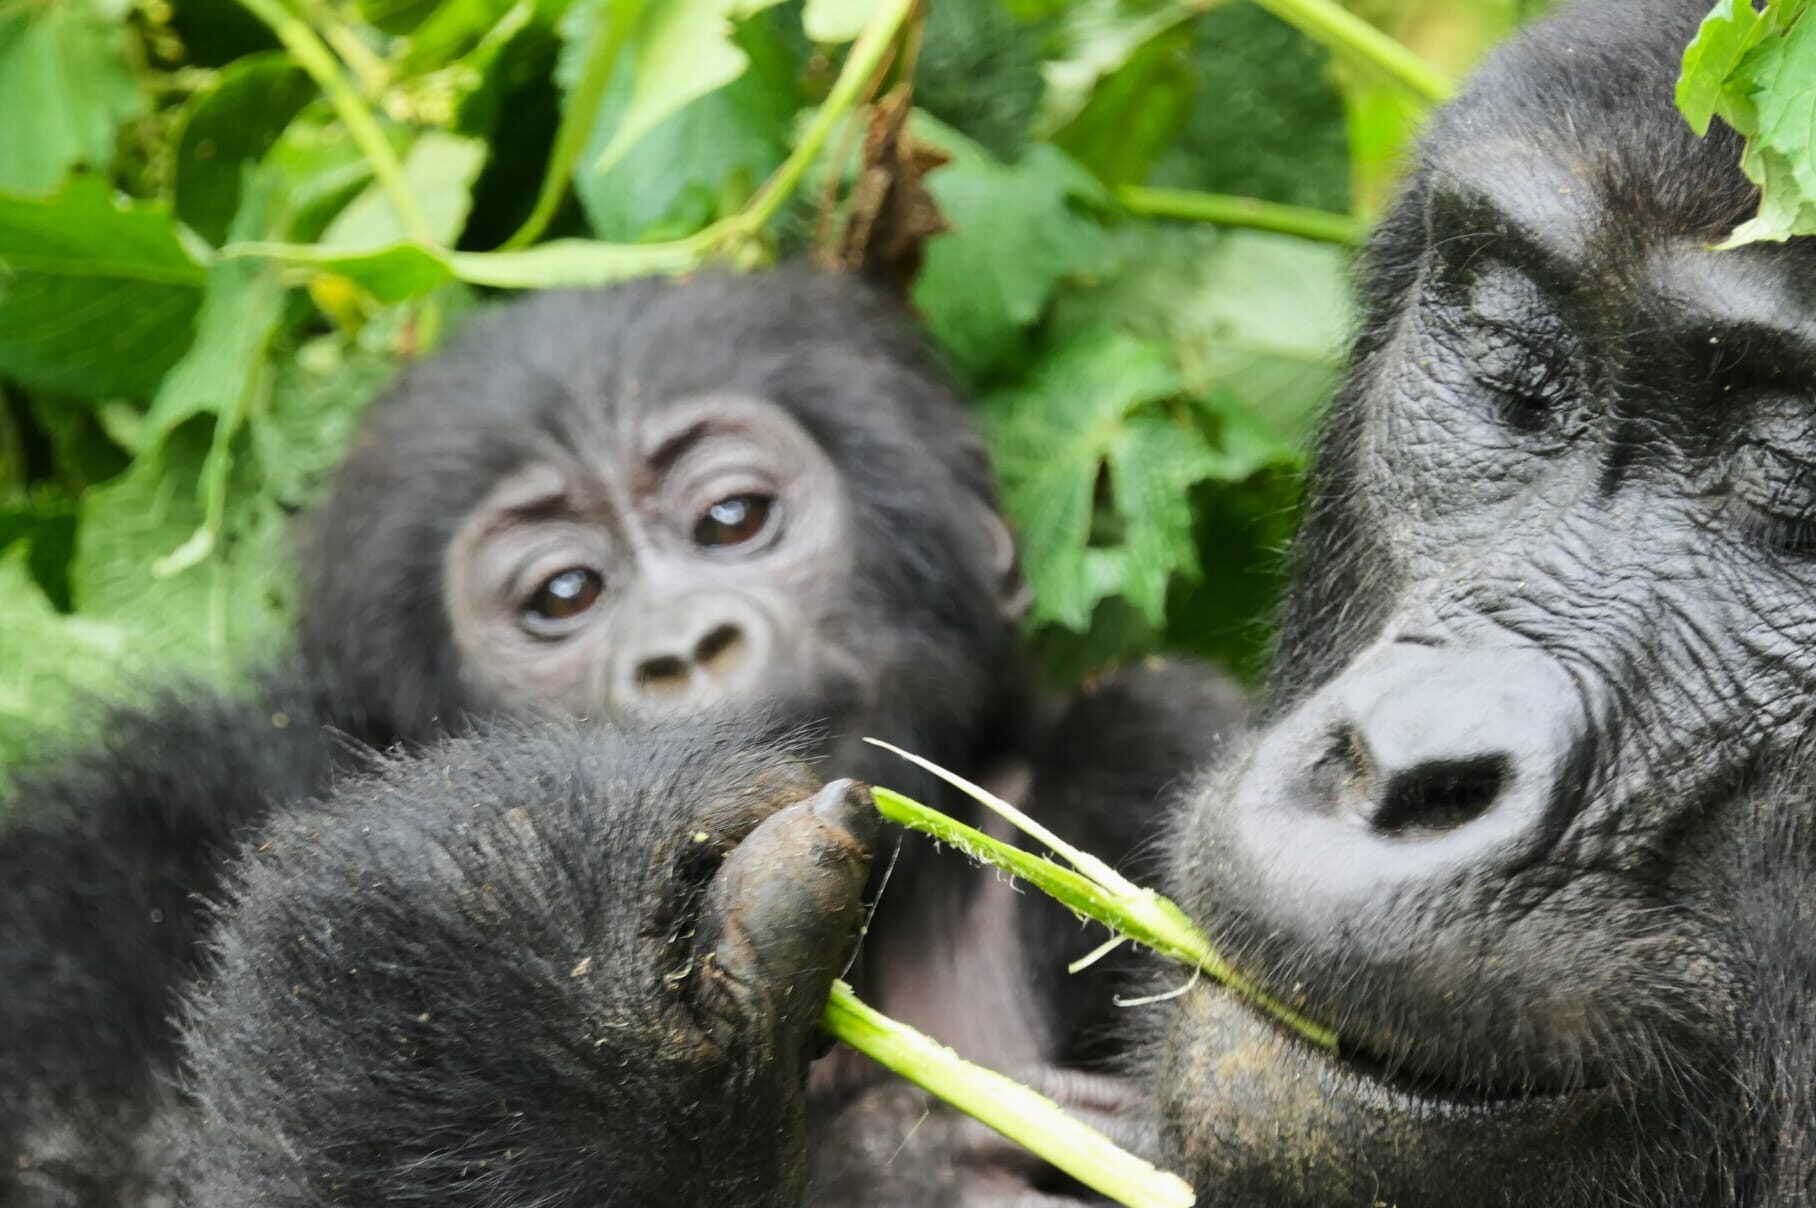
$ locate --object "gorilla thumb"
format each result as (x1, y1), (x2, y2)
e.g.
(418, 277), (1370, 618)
(694, 779), (878, 1055)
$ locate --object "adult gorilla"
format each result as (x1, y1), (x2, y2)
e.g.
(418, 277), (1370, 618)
(1160, 0), (1816, 1202)
(1, 269), (1237, 1205)
(175, 0), (1816, 1203)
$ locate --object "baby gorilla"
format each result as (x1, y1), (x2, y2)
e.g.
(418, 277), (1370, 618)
(0, 268), (1241, 1205)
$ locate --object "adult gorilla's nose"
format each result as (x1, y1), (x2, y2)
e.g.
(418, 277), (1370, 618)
(612, 592), (779, 714)
(1227, 641), (1589, 911)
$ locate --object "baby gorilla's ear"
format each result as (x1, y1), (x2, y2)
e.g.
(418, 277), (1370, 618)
(978, 502), (1031, 624)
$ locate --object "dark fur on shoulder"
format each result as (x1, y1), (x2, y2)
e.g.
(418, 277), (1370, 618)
(0, 679), (357, 1203)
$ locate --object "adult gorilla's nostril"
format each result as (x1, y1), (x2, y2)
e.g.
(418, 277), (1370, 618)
(1372, 755), (1509, 834)
(694, 623), (748, 678)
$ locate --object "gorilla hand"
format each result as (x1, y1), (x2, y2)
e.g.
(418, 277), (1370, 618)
(178, 725), (876, 1208)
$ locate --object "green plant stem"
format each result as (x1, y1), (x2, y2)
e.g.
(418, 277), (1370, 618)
(716, 0), (917, 242)
(503, 0), (648, 251)
(1117, 185), (1364, 245)
(865, 741), (1338, 1052)
(1243, 0), (1450, 102)
(233, 0), (434, 244)
(821, 981), (1196, 1208)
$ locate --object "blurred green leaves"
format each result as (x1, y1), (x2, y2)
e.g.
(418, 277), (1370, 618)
(1677, 0), (1816, 243)
(0, 0), (142, 195)
(0, 0), (1554, 763)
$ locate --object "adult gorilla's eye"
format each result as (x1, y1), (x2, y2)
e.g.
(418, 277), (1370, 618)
(1458, 266), (1576, 436)
(1735, 442), (1816, 554)
(524, 568), (603, 623)
(694, 493), (774, 548)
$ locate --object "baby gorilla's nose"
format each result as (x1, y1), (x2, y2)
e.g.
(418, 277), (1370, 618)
(615, 593), (776, 713)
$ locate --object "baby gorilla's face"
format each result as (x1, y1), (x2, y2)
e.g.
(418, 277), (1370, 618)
(445, 393), (862, 727)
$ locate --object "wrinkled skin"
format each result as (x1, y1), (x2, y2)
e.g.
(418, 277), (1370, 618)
(1155, 1), (1816, 1203)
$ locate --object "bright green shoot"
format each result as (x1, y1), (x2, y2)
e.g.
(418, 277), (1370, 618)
(820, 982), (1196, 1208)
(863, 738), (1339, 1052)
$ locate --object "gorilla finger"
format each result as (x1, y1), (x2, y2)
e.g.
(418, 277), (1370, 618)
(696, 779), (878, 1044)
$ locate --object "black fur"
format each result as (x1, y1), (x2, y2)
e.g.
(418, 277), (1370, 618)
(0, 267), (1244, 1204)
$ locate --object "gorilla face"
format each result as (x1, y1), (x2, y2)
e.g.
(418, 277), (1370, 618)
(445, 394), (860, 722)
(299, 269), (1018, 751)
(1159, 2), (1816, 1202)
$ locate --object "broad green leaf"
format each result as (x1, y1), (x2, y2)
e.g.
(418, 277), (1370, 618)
(1674, 0), (1816, 243)
(804, 0), (875, 42)
(1677, 0), (1772, 135)
(141, 255), (285, 446)
(1053, 225), (1349, 458)
(574, 0), (787, 181)
(321, 131), (489, 250)
(172, 54), (316, 246)
(0, 547), (131, 768)
(358, 0), (443, 35)
(0, 0), (140, 194)
(984, 328), (1217, 630)
(252, 333), (397, 508)
(0, 178), (206, 399)
(912, 123), (1115, 377)
(1051, 22), (1196, 186)
(70, 419), (292, 685)
(574, 14), (794, 241)
(1034, 0), (1193, 138)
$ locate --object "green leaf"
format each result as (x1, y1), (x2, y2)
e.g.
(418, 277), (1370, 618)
(0, 178), (206, 399)
(70, 419), (292, 684)
(983, 327), (1214, 630)
(321, 131), (489, 250)
(0, 547), (131, 768)
(1674, 0), (1816, 243)
(172, 54), (316, 246)
(803, 0), (876, 42)
(1051, 21), (1197, 187)
(573, 13), (794, 241)
(571, 0), (787, 182)
(1034, 0), (1193, 138)
(1053, 225), (1349, 458)
(1677, 0), (1773, 135)
(223, 234), (702, 300)
(252, 333), (395, 508)
(0, 0), (141, 194)
(912, 122), (1115, 376)
(142, 256), (285, 447)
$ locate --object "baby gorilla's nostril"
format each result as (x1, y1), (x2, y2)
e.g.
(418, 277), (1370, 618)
(1372, 756), (1508, 835)
(635, 654), (691, 695)
(694, 623), (747, 678)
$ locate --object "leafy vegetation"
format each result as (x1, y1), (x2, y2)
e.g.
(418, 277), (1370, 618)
(5, 0), (1765, 767)
(1677, 0), (1816, 244)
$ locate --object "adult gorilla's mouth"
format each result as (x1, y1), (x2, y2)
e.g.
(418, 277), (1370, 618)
(1157, 979), (1628, 1208)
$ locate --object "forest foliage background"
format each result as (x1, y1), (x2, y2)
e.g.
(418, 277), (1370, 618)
(0, 0), (1803, 764)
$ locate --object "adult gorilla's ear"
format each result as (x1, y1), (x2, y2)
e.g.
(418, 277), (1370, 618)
(979, 502), (1032, 624)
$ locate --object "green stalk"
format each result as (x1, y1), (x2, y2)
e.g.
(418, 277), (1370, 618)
(502, 0), (648, 251)
(1244, 0), (1451, 102)
(713, 0), (917, 243)
(1117, 185), (1364, 245)
(233, 0), (434, 244)
(820, 981), (1196, 1208)
(866, 740), (1338, 1052)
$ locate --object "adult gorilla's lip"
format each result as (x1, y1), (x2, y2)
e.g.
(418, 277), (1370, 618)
(1204, 978), (1605, 1110)
(1160, 983), (1626, 1206)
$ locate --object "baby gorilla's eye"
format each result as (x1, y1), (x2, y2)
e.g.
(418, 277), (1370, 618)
(694, 493), (774, 548)
(524, 567), (603, 623)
